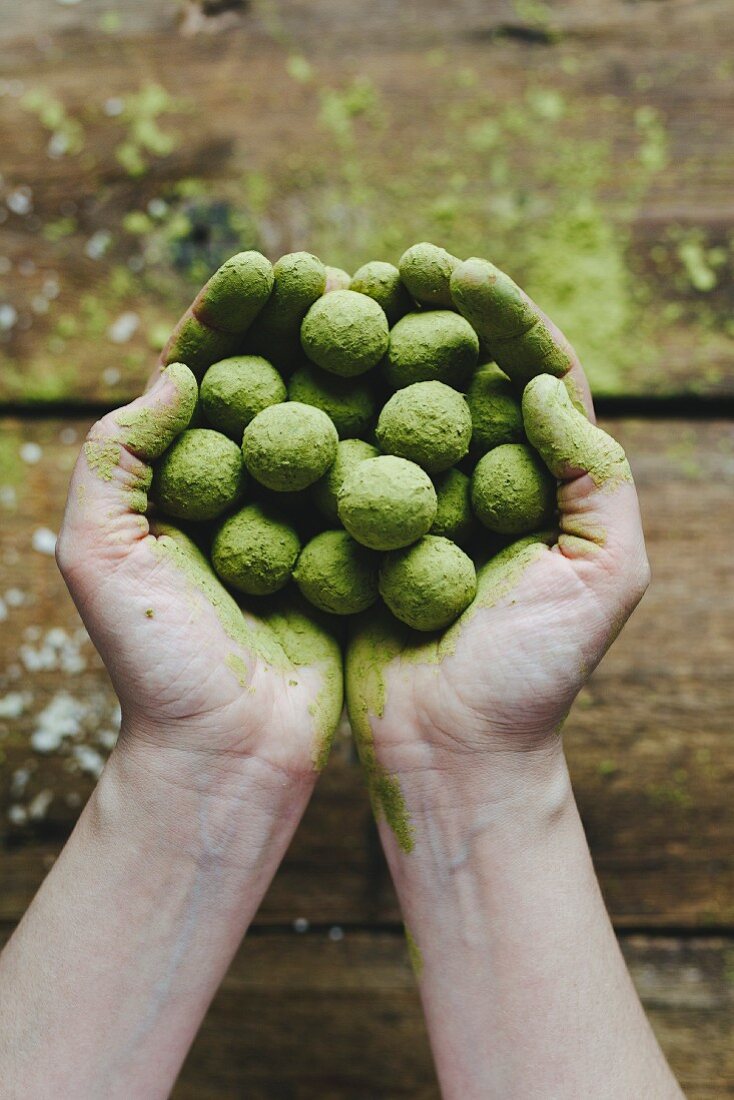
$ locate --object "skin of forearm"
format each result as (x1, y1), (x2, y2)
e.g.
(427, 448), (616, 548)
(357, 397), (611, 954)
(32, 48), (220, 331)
(0, 730), (313, 1100)
(379, 743), (683, 1100)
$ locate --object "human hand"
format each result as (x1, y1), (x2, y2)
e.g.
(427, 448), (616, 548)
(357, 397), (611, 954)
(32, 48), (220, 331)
(346, 259), (650, 851)
(56, 271), (342, 809)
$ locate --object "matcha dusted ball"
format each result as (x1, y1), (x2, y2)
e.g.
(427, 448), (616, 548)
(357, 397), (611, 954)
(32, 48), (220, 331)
(301, 289), (389, 377)
(379, 535), (477, 631)
(152, 428), (246, 522)
(312, 438), (380, 523)
(471, 443), (556, 535)
(376, 380), (472, 473)
(337, 454), (437, 551)
(211, 503), (300, 596)
(349, 261), (412, 324)
(200, 356), (286, 441)
(430, 468), (475, 545)
(247, 251), (326, 369)
(243, 402), (338, 491)
(399, 242), (460, 308)
(466, 362), (525, 455)
(288, 363), (376, 439)
(293, 530), (379, 615)
(324, 265), (352, 293)
(384, 310), (479, 390)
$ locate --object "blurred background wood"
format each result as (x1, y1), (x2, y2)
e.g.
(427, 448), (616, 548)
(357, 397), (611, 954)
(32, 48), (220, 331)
(1, 1), (732, 1096)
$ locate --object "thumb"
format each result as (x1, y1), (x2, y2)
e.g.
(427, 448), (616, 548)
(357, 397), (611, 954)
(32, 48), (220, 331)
(56, 362), (197, 578)
(522, 375), (650, 609)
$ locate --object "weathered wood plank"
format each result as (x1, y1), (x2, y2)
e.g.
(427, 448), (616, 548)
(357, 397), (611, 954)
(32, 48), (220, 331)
(1, 924), (726, 1097)
(1, 418), (733, 927)
(0, 1), (732, 401)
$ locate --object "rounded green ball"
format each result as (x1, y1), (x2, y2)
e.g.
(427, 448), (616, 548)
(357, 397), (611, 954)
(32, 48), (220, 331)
(398, 242), (460, 308)
(242, 402), (338, 492)
(471, 443), (556, 535)
(379, 535), (477, 631)
(301, 289), (389, 377)
(324, 265), (352, 293)
(312, 438), (380, 523)
(337, 454), (437, 551)
(211, 503), (301, 596)
(466, 362), (524, 455)
(349, 261), (412, 325)
(287, 363), (376, 439)
(376, 380), (472, 473)
(430, 468), (475, 545)
(200, 356), (286, 441)
(384, 310), (479, 390)
(152, 428), (246, 522)
(293, 530), (379, 614)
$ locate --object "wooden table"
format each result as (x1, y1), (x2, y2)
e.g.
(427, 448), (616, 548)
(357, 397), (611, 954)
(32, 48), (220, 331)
(1, 2), (732, 1096)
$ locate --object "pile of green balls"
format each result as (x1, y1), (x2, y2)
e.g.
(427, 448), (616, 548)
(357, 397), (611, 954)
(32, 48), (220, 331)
(152, 244), (557, 632)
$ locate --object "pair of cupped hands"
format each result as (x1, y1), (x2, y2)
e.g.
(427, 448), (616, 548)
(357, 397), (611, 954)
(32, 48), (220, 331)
(56, 260), (649, 851)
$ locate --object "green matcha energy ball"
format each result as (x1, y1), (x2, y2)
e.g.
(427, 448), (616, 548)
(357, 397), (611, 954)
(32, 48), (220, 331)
(200, 355), (286, 441)
(312, 437), (380, 522)
(379, 535), (477, 631)
(471, 443), (556, 535)
(384, 310), (479, 390)
(466, 362), (525, 454)
(247, 251), (326, 368)
(337, 454), (437, 551)
(324, 265), (352, 293)
(242, 401), (338, 491)
(376, 380), (472, 473)
(288, 363), (376, 439)
(431, 468), (475, 544)
(152, 428), (246, 521)
(293, 530), (379, 614)
(349, 261), (412, 324)
(398, 242), (460, 308)
(301, 289), (389, 377)
(211, 503), (301, 595)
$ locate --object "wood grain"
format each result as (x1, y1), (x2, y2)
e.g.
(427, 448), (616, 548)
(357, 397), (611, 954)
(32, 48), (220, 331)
(1, 416), (732, 928)
(1, 1), (732, 402)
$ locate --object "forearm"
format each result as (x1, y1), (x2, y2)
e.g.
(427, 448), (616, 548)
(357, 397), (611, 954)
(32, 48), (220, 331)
(380, 745), (681, 1100)
(0, 731), (312, 1099)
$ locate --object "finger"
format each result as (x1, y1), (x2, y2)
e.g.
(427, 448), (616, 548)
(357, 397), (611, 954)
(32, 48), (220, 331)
(450, 258), (595, 419)
(153, 251), (275, 384)
(522, 375), (650, 609)
(56, 363), (197, 573)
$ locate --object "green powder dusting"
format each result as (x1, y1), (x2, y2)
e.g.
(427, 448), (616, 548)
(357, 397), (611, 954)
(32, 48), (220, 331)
(522, 375), (632, 487)
(399, 242), (460, 308)
(84, 438), (122, 481)
(451, 258), (573, 383)
(345, 608), (415, 852)
(144, 607), (154, 618)
(116, 362), (198, 460)
(247, 252), (327, 368)
(225, 652), (249, 686)
(376, 381), (472, 473)
(193, 250), (274, 334)
(162, 311), (235, 379)
(405, 926), (424, 978)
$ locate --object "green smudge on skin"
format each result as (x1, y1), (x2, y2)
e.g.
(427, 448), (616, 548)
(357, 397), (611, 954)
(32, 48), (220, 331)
(149, 524), (342, 768)
(451, 258), (573, 383)
(145, 608), (154, 618)
(192, 251), (274, 334)
(405, 925), (424, 978)
(226, 652), (249, 686)
(162, 312), (235, 379)
(116, 362), (198, 460)
(84, 438), (122, 481)
(522, 375), (632, 487)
